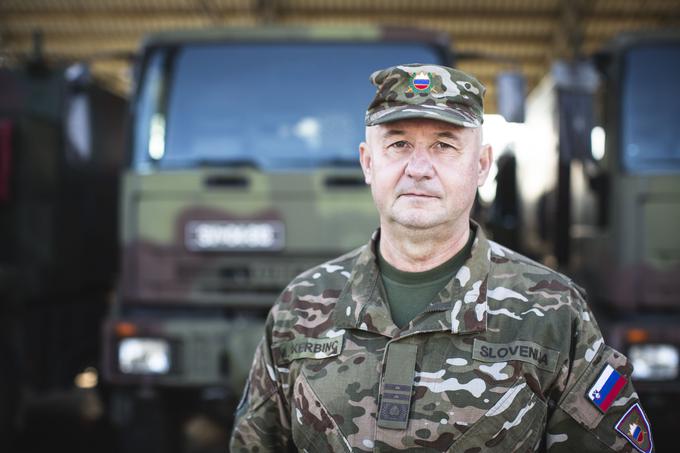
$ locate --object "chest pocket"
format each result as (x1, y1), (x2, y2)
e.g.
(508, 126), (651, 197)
(278, 332), (383, 452)
(448, 376), (547, 452)
(406, 335), (547, 452)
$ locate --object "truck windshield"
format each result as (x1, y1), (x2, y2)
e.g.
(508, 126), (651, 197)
(621, 44), (680, 173)
(133, 42), (443, 171)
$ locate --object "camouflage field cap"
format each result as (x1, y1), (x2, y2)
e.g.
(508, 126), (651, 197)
(365, 63), (486, 128)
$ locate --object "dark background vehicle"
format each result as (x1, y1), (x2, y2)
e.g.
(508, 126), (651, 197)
(489, 29), (680, 445)
(0, 50), (126, 452)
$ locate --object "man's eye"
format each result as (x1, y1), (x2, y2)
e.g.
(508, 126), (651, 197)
(436, 142), (456, 152)
(389, 141), (409, 149)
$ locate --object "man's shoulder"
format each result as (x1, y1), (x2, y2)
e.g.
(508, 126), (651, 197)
(286, 244), (365, 294)
(485, 239), (585, 308)
(268, 244), (365, 340)
(487, 240), (572, 281)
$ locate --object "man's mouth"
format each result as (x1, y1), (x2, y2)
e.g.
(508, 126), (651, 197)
(399, 192), (438, 198)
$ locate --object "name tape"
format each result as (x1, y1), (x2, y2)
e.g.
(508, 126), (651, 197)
(276, 336), (344, 363)
(472, 339), (560, 372)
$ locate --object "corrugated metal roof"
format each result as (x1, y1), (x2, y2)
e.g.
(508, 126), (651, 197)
(1, 0), (679, 109)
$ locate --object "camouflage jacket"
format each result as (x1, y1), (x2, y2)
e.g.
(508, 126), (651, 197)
(230, 225), (653, 452)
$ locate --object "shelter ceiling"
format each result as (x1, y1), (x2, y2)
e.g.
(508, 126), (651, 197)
(1, 0), (679, 112)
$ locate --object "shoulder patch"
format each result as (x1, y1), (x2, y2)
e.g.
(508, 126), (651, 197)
(275, 335), (344, 363)
(615, 402), (653, 453)
(587, 364), (627, 413)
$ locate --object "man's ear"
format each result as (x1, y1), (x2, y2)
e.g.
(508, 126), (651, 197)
(359, 142), (372, 185)
(477, 144), (493, 186)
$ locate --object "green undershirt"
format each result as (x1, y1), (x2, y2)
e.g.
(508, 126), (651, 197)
(378, 231), (475, 328)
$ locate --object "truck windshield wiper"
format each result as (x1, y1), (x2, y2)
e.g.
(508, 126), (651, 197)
(314, 157), (361, 168)
(150, 155), (261, 170)
(194, 157), (260, 169)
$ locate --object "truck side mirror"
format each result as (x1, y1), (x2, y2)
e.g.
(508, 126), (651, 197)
(64, 64), (92, 163)
(496, 71), (526, 123)
(65, 63), (91, 92)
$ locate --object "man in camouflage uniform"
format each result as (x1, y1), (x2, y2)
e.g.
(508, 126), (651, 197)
(230, 64), (654, 452)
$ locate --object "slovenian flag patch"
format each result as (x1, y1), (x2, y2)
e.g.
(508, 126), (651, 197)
(587, 364), (627, 413)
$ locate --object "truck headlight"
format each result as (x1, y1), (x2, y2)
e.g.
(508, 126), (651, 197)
(118, 338), (171, 375)
(629, 344), (678, 380)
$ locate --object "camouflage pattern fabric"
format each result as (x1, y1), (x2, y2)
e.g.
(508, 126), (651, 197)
(230, 223), (652, 452)
(365, 64), (485, 128)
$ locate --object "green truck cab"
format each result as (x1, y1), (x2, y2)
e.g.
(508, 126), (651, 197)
(102, 26), (452, 451)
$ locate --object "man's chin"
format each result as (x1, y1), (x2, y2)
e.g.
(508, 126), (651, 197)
(390, 213), (447, 230)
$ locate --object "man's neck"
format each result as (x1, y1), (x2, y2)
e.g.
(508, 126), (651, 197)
(379, 221), (471, 273)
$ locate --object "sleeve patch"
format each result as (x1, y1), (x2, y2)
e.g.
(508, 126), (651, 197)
(614, 402), (653, 453)
(586, 364), (627, 413)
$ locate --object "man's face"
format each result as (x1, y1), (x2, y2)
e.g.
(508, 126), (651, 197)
(359, 118), (492, 232)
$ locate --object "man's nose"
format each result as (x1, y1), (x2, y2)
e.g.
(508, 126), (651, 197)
(405, 147), (435, 180)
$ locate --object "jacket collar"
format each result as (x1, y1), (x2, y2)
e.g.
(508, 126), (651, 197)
(332, 222), (490, 338)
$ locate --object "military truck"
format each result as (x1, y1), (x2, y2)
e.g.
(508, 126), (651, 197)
(101, 26), (459, 452)
(0, 56), (125, 451)
(490, 30), (680, 439)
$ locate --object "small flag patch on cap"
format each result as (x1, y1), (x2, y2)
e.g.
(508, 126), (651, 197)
(587, 364), (627, 413)
(615, 402), (653, 453)
(410, 72), (431, 93)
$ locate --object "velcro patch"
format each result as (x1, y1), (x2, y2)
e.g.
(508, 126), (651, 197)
(472, 339), (560, 371)
(587, 364), (627, 413)
(276, 335), (343, 362)
(615, 402), (653, 453)
(377, 343), (418, 430)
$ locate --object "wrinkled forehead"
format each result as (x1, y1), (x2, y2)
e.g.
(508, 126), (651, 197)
(366, 118), (478, 142)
